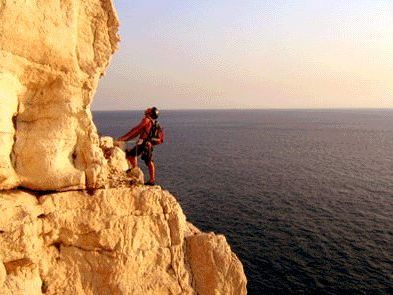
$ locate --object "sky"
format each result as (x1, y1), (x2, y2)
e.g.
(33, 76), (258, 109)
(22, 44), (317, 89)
(93, 0), (393, 110)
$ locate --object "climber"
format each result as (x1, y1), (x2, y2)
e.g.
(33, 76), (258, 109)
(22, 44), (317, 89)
(117, 107), (164, 186)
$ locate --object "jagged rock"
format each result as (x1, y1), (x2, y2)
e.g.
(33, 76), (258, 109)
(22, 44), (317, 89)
(0, 188), (247, 294)
(0, 190), (44, 294)
(0, 0), (119, 191)
(109, 147), (129, 171)
(100, 136), (115, 151)
(100, 136), (115, 150)
(100, 136), (145, 187)
(126, 167), (145, 184)
(100, 136), (129, 172)
(187, 233), (247, 295)
(0, 72), (23, 189)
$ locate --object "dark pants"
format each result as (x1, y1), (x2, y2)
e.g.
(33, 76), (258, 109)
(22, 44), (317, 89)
(126, 142), (153, 165)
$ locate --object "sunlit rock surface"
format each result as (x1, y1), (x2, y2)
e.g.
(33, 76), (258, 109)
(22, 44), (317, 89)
(0, 188), (246, 294)
(0, 0), (119, 191)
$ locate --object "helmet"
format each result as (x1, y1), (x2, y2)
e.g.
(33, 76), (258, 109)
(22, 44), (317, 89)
(146, 107), (159, 119)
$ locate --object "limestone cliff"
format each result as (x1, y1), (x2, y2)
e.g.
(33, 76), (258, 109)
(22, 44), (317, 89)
(0, 1), (247, 294)
(0, 188), (246, 294)
(0, 0), (119, 191)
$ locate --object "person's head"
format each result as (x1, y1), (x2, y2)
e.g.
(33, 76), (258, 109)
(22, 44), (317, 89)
(145, 107), (160, 119)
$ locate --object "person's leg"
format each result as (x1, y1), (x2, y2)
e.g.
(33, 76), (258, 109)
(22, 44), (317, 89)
(128, 156), (137, 168)
(126, 144), (142, 170)
(146, 161), (155, 184)
(142, 144), (155, 185)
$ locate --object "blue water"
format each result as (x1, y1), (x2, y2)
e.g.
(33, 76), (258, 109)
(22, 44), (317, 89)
(93, 110), (393, 294)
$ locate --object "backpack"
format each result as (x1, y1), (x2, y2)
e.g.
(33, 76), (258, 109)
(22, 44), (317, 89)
(149, 120), (165, 145)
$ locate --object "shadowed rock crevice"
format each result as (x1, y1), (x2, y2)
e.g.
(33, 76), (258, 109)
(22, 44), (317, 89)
(4, 258), (34, 275)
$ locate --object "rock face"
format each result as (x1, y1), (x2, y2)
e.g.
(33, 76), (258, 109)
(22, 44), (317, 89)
(0, 0), (119, 191)
(187, 233), (247, 295)
(0, 0), (247, 294)
(0, 188), (247, 294)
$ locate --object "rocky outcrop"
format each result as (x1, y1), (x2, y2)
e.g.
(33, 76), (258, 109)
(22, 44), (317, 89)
(99, 136), (146, 186)
(0, 0), (247, 294)
(0, 188), (247, 294)
(100, 136), (129, 173)
(0, 0), (119, 191)
(187, 233), (247, 295)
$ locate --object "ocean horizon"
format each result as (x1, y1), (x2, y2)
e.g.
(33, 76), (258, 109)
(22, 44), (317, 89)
(93, 107), (393, 112)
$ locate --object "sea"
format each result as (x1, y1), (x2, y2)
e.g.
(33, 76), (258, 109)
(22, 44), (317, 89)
(93, 109), (393, 294)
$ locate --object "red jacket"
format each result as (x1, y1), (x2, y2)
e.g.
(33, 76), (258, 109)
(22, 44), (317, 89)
(118, 116), (153, 142)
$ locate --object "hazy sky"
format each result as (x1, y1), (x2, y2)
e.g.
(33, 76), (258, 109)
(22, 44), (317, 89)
(93, 0), (393, 110)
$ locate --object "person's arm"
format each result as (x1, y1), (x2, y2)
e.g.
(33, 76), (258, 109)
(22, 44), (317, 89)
(117, 118), (148, 141)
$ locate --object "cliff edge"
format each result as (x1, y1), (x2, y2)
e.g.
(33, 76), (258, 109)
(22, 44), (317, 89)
(0, 1), (247, 294)
(0, 188), (246, 294)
